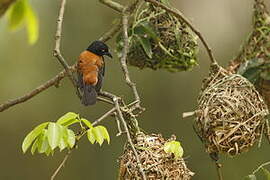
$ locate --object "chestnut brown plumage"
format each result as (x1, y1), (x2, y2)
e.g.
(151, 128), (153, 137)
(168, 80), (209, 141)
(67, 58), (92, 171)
(77, 41), (112, 106)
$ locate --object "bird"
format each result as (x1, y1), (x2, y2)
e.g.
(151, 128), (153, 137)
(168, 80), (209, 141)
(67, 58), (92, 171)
(77, 40), (112, 106)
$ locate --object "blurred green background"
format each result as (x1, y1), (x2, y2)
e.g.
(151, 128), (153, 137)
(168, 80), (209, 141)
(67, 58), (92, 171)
(0, 0), (270, 179)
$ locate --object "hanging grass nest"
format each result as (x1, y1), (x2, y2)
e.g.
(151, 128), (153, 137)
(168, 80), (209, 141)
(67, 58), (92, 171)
(228, 0), (270, 108)
(194, 63), (269, 157)
(116, 0), (198, 72)
(118, 133), (194, 180)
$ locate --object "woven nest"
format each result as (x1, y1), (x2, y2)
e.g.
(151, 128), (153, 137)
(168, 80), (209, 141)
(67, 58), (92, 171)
(118, 133), (194, 180)
(228, 0), (270, 107)
(194, 64), (269, 157)
(116, 0), (198, 72)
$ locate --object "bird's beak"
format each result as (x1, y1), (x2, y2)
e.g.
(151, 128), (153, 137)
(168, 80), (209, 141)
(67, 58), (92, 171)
(105, 52), (113, 58)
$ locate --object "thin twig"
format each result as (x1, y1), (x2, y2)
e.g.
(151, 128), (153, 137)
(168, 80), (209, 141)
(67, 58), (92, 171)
(99, 19), (122, 42)
(99, 0), (124, 13)
(51, 150), (71, 180)
(120, 11), (141, 103)
(215, 162), (223, 180)
(144, 0), (217, 65)
(114, 113), (125, 136)
(92, 107), (116, 126)
(0, 66), (73, 112)
(113, 97), (146, 180)
(0, 66), (113, 112)
(252, 161), (270, 174)
(53, 0), (80, 98)
(182, 111), (196, 118)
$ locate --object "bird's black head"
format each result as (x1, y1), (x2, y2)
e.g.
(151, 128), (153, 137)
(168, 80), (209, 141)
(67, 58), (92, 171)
(86, 40), (112, 58)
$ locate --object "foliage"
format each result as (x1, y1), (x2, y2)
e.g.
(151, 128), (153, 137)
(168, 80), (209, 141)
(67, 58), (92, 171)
(22, 112), (110, 156)
(163, 140), (184, 159)
(6, 0), (39, 44)
(238, 58), (270, 84)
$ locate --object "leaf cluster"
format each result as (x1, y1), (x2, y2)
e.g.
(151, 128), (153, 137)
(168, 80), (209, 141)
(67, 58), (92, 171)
(22, 112), (110, 156)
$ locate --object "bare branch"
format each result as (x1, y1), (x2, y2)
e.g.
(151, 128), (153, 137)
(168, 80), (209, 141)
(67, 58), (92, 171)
(51, 151), (71, 180)
(99, 19), (121, 42)
(113, 97), (146, 180)
(99, 0), (124, 13)
(0, 66), (74, 112)
(53, 0), (81, 98)
(252, 161), (270, 174)
(145, 0), (217, 65)
(0, 66), (113, 112)
(120, 12), (141, 104)
(215, 162), (223, 180)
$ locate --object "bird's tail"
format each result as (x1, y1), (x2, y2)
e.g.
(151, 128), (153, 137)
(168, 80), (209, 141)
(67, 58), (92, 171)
(81, 85), (97, 106)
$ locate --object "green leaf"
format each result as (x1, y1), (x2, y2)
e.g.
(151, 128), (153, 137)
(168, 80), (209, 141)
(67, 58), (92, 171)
(87, 128), (96, 144)
(164, 140), (184, 159)
(47, 122), (62, 150)
(96, 126), (110, 144)
(242, 68), (262, 84)
(244, 175), (257, 180)
(37, 129), (49, 153)
(58, 138), (67, 151)
(30, 137), (39, 155)
(67, 129), (76, 148)
(56, 112), (79, 127)
(22, 122), (49, 153)
(7, 0), (27, 30)
(81, 118), (93, 129)
(136, 35), (153, 58)
(237, 58), (265, 75)
(57, 124), (69, 151)
(134, 22), (159, 41)
(92, 126), (104, 146)
(24, 2), (38, 44)
(262, 168), (270, 180)
(45, 147), (53, 156)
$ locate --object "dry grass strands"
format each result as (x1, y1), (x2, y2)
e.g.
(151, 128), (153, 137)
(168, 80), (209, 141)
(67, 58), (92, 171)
(116, 0), (198, 72)
(118, 133), (194, 180)
(194, 64), (269, 156)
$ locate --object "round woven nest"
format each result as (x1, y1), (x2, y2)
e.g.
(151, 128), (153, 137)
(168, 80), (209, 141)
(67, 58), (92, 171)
(118, 133), (194, 180)
(194, 64), (269, 156)
(116, 0), (198, 72)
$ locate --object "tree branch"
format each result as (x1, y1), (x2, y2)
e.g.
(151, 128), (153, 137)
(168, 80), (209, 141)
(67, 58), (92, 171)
(99, 19), (121, 42)
(53, 0), (81, 98)
(99, 0), (124, 13)
(120, 11), (141, 104)
(0, 66), (73, 112)
(144, 0), (217, 65)
(51, 150), (71, 180)
(113, 96), (146, 180)
(252, 161), (270, 174)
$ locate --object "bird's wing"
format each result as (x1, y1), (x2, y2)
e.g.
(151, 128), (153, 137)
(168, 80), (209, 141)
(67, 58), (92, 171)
(95, 61), (105, 92)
